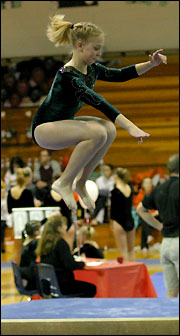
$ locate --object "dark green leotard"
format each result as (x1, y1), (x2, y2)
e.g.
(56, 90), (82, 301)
(31, 62), (139, 144)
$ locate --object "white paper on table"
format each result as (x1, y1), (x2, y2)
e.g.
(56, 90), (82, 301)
(86, 261), (105, 266)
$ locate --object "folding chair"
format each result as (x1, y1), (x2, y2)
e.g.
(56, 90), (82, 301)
(11, 261), (39, 302)
(36, 263), (83, 298)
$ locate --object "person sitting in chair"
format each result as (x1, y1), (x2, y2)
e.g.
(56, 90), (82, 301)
(35, 215), (96, 297)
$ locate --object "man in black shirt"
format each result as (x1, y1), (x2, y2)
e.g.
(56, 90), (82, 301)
(137, 154), (179, 298)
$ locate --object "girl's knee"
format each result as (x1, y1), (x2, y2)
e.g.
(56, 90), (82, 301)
(89, 124), (107, 146)
(103, 121), (117, 140)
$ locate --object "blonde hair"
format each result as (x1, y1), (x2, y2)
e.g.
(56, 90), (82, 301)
(46, 14), (104, 47)
(16, 168), (30, 187)
(1, 180), (6, 189)
(35, 215), (67, 257)
(114, 167), (131, 184)
(79, 225), (96, 240)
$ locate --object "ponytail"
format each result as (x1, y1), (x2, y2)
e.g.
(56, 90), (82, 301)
(46, 14), (72, 47)
(46, 14), (104, 48)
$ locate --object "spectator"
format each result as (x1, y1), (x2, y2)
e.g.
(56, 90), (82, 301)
(91, 164), (114, 225)
(35, 215), (96, 297)
(1, 181), (12, 253)
(16, 79), (33, 107)
(3, 91), (21, 108)
(133, 177), (159, 256)
(73, 225), (104, 259)
(4, 156), (32, 191)
(137, 154), (179, 298)
(3, 73), (16, 95)
(110, 168), (135, 261)
(29, 66), (46, 88)
(19, 220), (41, 290)
(33, 150), (61, 202)
(7, 168), (35, 214)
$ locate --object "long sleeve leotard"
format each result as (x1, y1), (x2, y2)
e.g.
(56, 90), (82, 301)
(31, 62), (139, 144)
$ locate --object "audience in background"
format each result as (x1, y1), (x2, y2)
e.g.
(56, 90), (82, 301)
(4, 156), (32, 191)
(36, 215), (96, 297)
(1, 56), (64, 108)
(137, 154), (179, 298)
(7, 168), (35, 214)
(91, 164), (114, 225)
(133, 177), (159, 256)
(33, 150), (61, 203)
(19, 220), (41, 290)
(73, 225), (104, 259)
(1, 181), (12, 253)
(110, 168), (135, 261)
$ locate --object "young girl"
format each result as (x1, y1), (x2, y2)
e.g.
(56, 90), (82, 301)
(110, 168), (135, 261)
(31, 14), (167, 212)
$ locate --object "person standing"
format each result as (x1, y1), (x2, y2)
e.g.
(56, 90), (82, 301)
(110, 168), (135, 261)
(137, 154), (179, 297)
(91, 164), (114, 225)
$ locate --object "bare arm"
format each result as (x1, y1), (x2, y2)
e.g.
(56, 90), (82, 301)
(137, 202), (163, 231)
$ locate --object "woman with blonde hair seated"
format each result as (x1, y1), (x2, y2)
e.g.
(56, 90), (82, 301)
(73, 225), (104, 259)
(36, 215), (96, 297)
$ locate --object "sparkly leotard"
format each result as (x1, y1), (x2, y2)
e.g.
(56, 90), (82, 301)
(31, 62), (139, 144)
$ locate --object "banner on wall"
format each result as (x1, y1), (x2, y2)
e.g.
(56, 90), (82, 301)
(58, 1), (98, 7)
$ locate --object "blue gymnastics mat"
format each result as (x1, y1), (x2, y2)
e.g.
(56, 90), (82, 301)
(150, 272), (166, 297)
(1, 298), (179, 320)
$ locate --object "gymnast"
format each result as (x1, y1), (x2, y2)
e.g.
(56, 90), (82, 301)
(31, 14), (167, 212)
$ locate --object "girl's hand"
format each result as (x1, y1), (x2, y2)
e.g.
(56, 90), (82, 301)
(128, 125), (150, 144)
(149, 49), (167, 67)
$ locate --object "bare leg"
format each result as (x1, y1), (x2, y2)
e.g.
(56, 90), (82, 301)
(34, 119), (107, 211)
(111, 220), (129, 260)
(74, 116), (116, 207)
(127, 229), (136, 261)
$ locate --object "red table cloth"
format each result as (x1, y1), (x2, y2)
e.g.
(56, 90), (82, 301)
(74, 259), (157, 298)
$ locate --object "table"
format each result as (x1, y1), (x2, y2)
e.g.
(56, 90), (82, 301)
(74, 259), (157, 298)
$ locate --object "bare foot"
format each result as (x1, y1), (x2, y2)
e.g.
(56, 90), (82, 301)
(147, 235), (154, 245)
(52, 179), (77, 211)
(141, 247), (149, 258)
(91, 219), (98, 226)
(75, 181), (95, 212)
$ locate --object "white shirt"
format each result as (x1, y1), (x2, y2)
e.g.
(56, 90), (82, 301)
(95, 175), (114, 197)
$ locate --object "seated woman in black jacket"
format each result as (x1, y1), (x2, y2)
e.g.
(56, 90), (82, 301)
(73, 225), (104, 259)
(35, 215), (96, 297)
